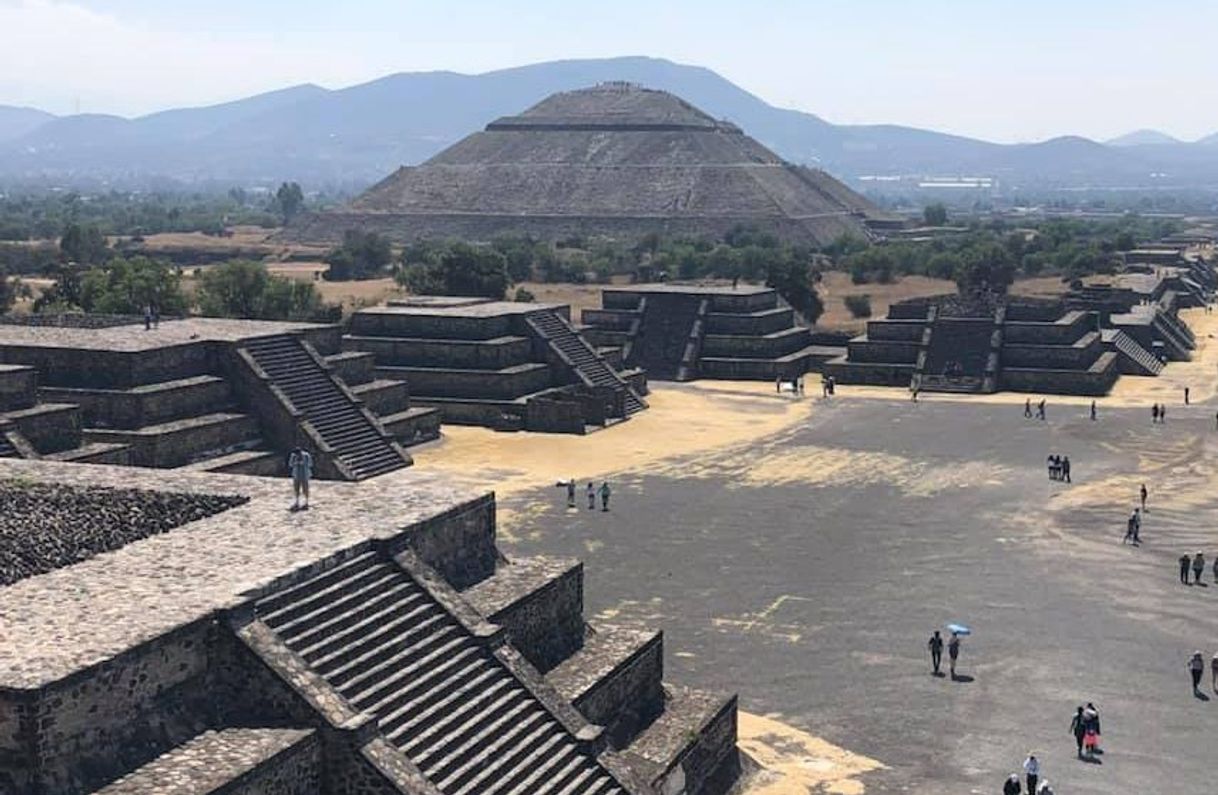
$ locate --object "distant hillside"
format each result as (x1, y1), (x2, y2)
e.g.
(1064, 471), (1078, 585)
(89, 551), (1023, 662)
(2, 56), (1218, 191)
(0, 106), (56, 145)
(1107, 129), (1183, 147)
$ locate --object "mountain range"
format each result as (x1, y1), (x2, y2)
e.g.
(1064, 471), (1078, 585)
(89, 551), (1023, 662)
(2, 56), (1218, 193)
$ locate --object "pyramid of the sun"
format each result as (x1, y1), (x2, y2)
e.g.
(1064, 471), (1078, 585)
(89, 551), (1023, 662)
(296, 82), (886, 244)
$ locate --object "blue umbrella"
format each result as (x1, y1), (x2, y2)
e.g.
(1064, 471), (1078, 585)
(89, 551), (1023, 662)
(947, 623), (972, 635)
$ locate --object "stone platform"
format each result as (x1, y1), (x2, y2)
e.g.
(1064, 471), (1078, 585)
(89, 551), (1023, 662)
(345, 299), (648, 433)
(581, 283), (839, 382)
(0, 459), (739, 795)
(0, 316), (439, 479)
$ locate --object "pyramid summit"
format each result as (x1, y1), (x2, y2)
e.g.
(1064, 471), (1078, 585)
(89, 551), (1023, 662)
(297, 82), (889, 245)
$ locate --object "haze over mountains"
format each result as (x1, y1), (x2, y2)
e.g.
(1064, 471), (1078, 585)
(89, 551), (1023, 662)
(2, 56), (1217, 193)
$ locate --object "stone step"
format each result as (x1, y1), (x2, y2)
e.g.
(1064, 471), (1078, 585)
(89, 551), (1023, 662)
(351, 378), (413, 415)
(253, 551), (624, 795)
(546, 627), (663, 748)
(262, 561), (399, 629)
(304, 598), (438, 669)
(92, 728), (320, 795)
(41, 441), (131, 466)
(84, 411), (260, 468)
(381, 406), (442, 446)
(246, 334), (408, 479)
(462, 556), (585, 673)
(41, 374), (234, 430)
(390, 669), (519, 748)
(254, 551), (382, 616)
(623, 685), (739, 795)
(175, 447), (281, 476)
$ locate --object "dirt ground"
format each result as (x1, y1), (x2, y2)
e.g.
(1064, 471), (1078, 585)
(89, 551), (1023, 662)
(402, 329), (1218, 792)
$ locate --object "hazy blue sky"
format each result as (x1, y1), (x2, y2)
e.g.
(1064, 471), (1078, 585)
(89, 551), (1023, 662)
(3, 0), (1216, 143)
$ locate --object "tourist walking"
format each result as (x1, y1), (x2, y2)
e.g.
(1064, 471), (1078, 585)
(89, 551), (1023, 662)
(1160, 404), (1167, 423)
(586, 481), (595, 510)
(1132, 508), (1141, 544)
(1083, 703), (1101, 755)
(1003, 773), (1022, 795)
(598, 480), (611, 512)
(1061, 456), (1071, 484)
(1185, 386), (1190, 405)
(1024, 398), (1032, 418)
(927, 630), (944, 675)
(1070, 706), (1087, 758)
(1037, 781), (1054, 795)
(1036, 399), (1046, 421)
(1180, 553), (1193, 584)
(1023, 753), (1040, 794)
(1153, 404), (1160, 424)
(1189, 651), (1206, 694)
(948, 631), (961, 679)
(143, 304), (153, 331)
(1090, 400), (1097, 421)
(1193, 551), (1205, 585)
(560, 478), (575, 508)
(1140, 483), (1148, 512)
(1124, 510), (1139, 544)
(288, 447), (312, 510)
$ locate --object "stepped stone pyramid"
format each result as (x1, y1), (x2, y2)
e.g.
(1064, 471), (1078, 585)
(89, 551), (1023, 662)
(345, 298), (648, 433)
(296, 82), (890, 245)
(0, 460), (742, 795)
(0, 315), (439, 479)
(580, 284), (842, 381)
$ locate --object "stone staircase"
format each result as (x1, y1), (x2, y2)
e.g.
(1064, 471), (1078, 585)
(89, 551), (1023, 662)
(528, 311), (646, 417)
(630, 295), (702, 381)
(254, 551), (628, 795)
(1108, 329), (1165, 375)
(244, 335), (409, 480)
(919, 315), (996, 394)
(675, 299), (709, 382)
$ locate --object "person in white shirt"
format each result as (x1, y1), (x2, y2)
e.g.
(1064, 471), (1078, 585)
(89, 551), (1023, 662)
(1022, 753), (1040, 794)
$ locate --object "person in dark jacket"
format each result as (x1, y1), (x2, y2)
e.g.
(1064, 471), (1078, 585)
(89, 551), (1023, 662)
(1003, 773), (1022, 795)
(1069, 706), (1086, 758)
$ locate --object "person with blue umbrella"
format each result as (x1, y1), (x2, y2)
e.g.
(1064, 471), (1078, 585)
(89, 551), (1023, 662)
(946, 624), (970, 679)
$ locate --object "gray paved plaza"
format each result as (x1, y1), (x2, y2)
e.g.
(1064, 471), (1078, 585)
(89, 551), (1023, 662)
(497, 395), (1218, 793)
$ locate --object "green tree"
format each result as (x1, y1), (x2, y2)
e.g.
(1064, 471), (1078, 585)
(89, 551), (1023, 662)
(325, 229), (392, 281)
(923, 203), (949, 226)
(59, 223), (109, 264)
(766, 257), (824, 325)
(78, 257), (187, 315)
(400, 242), (509, 299)
(274, 182), (305, 225)
(196, 260), (328, 321)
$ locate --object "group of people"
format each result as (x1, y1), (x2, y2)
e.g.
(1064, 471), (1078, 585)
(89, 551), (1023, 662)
(1150, 403), (1169, 424)
(1122, 507), (1142, 544)
(1069, 703), (1102, 759)
(560, 479), (612, 512)
(1045, 454), (1071, 483)
(1003, 754), (1053, 794)
(1177, 551), (1216, 585)
(774, 374), (809, 396)
(926, 629), (963, 679)
(1023, 398), (1047, 421)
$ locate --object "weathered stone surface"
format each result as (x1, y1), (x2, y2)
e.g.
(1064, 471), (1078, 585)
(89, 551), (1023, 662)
(94, 728), (320, 794)
(0, 480), (246, 585)
(0, 459), (474, 689)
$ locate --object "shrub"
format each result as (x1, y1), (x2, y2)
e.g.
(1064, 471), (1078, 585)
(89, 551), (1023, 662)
(843, 294), (872, 319)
